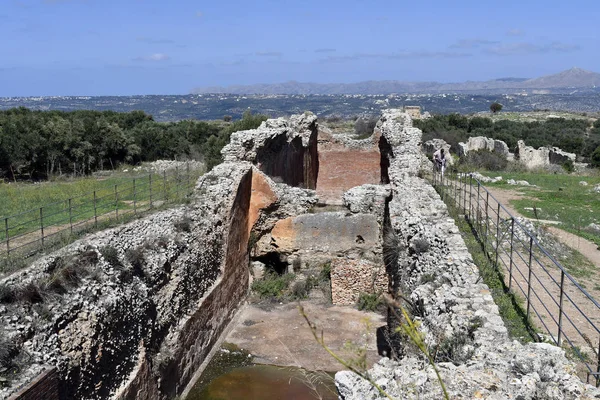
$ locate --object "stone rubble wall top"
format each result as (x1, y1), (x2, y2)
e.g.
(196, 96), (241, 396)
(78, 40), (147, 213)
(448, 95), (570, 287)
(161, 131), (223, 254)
(336, 109), (600, 400)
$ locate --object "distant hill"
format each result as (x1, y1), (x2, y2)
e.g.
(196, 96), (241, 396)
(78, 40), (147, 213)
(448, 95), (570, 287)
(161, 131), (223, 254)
(522, 67), (600, 88)
(192, 68), (600, 95)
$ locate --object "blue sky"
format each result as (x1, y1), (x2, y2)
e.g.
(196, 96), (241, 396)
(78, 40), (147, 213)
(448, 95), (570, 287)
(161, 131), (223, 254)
(0, 0), (598, 96)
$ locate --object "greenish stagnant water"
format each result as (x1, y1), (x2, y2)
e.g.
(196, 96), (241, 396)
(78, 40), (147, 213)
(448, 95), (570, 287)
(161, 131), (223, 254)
(184, 344), (337, 400)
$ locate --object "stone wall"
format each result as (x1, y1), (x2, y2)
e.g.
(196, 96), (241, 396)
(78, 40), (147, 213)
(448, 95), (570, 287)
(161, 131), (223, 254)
(316, 126), (382, 204)
(458, 136), (512, 160)
(1, 113), (320, 400)
(0, 162), (255, 400)
(222, 112), (319, 189)
(331, 259), (388, 305)
(335, 110), (600, 399)
(8, 368), (59, 400)
(517, 140), (577, 169)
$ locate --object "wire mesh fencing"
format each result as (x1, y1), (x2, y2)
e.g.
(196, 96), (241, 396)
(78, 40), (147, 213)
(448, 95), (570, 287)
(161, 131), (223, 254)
(1, 164), (201, 265)
(433, 170), (600, 387)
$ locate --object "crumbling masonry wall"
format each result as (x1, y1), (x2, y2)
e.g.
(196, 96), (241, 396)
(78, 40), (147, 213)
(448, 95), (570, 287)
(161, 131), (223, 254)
(1, 162), (254, 400)
(336, 110), (600, 399)
(2, 113), (322, 400)
(222, 112), (319, 189)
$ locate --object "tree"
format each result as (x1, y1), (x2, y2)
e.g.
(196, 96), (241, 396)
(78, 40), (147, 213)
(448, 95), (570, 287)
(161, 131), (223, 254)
(591, 145), (600, 168)
(490, 102), (503, 114)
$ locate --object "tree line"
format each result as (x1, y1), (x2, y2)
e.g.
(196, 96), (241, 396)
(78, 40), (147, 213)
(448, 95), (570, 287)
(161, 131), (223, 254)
(414, 114), (600, 162)
(0, 108), (267, 181)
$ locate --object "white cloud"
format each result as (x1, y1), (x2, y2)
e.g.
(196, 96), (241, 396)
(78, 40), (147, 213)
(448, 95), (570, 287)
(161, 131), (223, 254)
(449, 39), (500, 49)
(485, 42), (580, 56)
(134, 53), (170, 62)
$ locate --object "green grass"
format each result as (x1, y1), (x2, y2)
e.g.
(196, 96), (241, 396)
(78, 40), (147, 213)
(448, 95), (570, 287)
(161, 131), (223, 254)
(0, 169), (201, 242)
(482, 171), (600, 246)
(442, 190), (537, 342)
(251, 273), (295, 299)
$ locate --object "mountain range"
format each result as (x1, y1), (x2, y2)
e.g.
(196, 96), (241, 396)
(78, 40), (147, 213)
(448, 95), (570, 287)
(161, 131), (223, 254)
(192, 68), (600, 95)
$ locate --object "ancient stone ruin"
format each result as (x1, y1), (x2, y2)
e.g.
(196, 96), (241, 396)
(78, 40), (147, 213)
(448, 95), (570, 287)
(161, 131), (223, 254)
(516, 140), (577, 170)
(2, 110), (598, 400)
(458, 136), (513, 160)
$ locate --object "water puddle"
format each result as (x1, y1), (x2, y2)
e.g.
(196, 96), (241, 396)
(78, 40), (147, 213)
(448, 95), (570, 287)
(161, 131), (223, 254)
(185, 343), (337, 400)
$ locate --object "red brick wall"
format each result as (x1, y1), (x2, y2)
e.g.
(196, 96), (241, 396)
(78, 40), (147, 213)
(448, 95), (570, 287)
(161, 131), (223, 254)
(316, 149), (381, 204)
(8, 368), (59, 400)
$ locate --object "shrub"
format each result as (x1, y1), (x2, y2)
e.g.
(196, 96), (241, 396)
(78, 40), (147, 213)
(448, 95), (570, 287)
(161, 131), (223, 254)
(292, 257), (302, 272)
(125, 247), (146, 278)
(251, 273), (295, 299)
(174, 216), (192, 232)
(420, 273), (436, 284)
(100, 246), (121, 268)
(0, 285), (16, 304)
(433, 317), (482, 365)
(290, 280), (313, 300)
(16, 283), (43, 303)
(354, 117), (378, 139)
(462, 149), (508, 171)
(357, 292), (382, 312)
(319, 261), (331, 282)
(561, 159), (575, 173)
(591, 145), (600, 168)
(383, 226), (402, 269)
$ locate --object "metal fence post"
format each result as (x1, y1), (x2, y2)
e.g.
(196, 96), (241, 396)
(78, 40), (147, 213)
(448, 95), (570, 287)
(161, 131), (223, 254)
(508, 217), (515, 291)
(149, 173), (153, 209)
(558, 270), (565, 346)
(39, 207), (44, 247)
(4, 217), (9, 254)
(484, 191), (490, 251)
(469, 175), (473, 220)
(463, 174), (467, 214)
(495, 202), (501, 267)
(93, 190), (98, 227)
(526, 236), (534, 320)
(454, 172), (458, 208)
(133, 178), (137, 215)
(476, 182), (481, 233)
(68, 198), (73, 233)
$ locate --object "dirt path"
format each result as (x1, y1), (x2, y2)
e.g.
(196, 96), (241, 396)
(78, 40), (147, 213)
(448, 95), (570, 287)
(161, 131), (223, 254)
(484, 186), (600, 269)
(225, 301), (386, 372)
(448, 180), (600, 374)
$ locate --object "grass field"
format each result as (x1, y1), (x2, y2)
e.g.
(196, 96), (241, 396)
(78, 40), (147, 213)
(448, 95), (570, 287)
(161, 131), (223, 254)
(0, 167), (202, 244)
(481, 171), (600, 246)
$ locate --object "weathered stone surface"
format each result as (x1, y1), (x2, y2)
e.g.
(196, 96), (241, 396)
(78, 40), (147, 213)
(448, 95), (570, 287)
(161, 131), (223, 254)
(256, 212), (380, 259)
(336, 109), (600, 399)
(222, 112), (319, 189)
(331, 259), (387, 305)
(342, 184), (390, 222)
(316, 126), (382, 204)
(1, 162), (256, 400)
(517, 140), (576, 170)
(458, 136), (511, 160)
